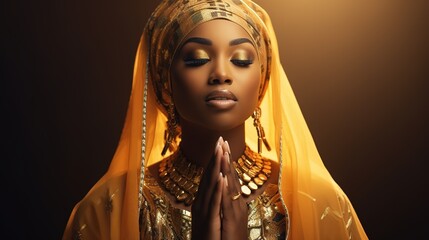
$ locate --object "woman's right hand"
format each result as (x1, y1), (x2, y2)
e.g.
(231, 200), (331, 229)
(191, 137), (225, 240)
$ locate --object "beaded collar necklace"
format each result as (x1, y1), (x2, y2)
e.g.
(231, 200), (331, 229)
(158, 145), (272, 206)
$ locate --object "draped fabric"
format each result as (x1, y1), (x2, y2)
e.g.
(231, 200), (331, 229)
(63, 0), (368, 239)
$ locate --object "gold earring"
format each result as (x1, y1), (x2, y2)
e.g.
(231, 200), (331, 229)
(161, 103), (180, 156)
(252, 107), (271, 154)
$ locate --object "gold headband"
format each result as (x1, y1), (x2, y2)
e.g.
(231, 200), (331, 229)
(147, 0), (272, 113)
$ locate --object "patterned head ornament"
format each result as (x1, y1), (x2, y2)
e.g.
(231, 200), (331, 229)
(147, 0), (272, 113)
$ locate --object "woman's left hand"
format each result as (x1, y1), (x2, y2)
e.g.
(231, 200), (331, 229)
(219, 141), (248, 240)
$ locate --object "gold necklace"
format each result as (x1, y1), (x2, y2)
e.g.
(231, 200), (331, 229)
(234, 145), (272, 196)
(158, 145), (272, 205)
(158, 149), (203, 206)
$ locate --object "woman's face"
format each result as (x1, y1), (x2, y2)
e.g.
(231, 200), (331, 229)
(171, 19), (261, 131)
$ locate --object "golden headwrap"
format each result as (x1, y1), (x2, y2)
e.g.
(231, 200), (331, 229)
(63, 0), (368, 239)
(148, 0), (271, 112)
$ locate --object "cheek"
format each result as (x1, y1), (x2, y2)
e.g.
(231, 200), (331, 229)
(173, 70), (206, 100)
(240, 67), (261, 106)
(171, 68), (206, 116)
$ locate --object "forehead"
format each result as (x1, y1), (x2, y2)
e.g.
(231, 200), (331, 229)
(184, 19), (252, 43)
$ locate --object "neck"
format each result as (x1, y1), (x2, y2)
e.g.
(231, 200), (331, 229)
(179, 120), (246, 169)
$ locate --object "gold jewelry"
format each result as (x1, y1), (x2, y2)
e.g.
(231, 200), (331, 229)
(234, 145), (272, 196)
(252, 107), (271, 154)
(161, 103), (180, 156)
(231, 192), (241, 200)
(159, 145), (271, 205)
(159, 149), (203, 206)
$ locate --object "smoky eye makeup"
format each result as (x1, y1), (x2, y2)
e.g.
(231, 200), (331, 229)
(183, 49), (211, 66)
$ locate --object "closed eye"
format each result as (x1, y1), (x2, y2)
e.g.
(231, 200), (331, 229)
(231, 59), (253, 67)
(184, 58), (211, 67)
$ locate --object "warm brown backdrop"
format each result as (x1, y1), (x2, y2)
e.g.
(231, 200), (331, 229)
(2, 0), (428, 239)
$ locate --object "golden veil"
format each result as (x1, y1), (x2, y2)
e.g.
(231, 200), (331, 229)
(63, 0), (368, 239)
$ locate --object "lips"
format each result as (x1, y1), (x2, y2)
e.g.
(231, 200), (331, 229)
(205, 90), (238, 102)
(205, 90), (237, 110)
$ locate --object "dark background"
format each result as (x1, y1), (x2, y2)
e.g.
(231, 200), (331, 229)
(2, 0), (428, 239)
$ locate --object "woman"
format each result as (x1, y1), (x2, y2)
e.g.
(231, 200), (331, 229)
(63, 0), (368, 239)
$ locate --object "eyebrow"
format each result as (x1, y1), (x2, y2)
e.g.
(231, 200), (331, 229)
(229, 38), (253, 46)
(181, 37), (254, 47)
(182, 37), (212, 46)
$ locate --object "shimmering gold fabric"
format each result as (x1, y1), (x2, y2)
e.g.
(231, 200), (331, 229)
(140, 171), (287, 240)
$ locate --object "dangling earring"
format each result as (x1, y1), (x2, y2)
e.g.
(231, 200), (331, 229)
(252, 106), (271, 154)
(161, 103), (180, 156)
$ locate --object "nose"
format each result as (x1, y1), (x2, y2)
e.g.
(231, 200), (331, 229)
(208, 58), (232, 85)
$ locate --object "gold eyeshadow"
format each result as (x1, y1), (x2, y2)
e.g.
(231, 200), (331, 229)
(232, 50), (252, 61)
(187, 49), (210, 59)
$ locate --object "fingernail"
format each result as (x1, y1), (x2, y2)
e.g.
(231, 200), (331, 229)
(225, 175), (228, 187)
(217, 136), (223, 146)
(225, 141), (231, 155)
(215, 143), (220, 154)
(224, 151), (230, 164)
(220, 172), (223, 178)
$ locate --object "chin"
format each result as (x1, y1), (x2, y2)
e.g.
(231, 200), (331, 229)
(179, 108), (252, 132)
(198, 115), (248, 132)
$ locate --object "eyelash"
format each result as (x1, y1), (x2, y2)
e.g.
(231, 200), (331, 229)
(184, 59), (210, 67)
(184, 59), (253, 67)
(231, 59), (253, 67)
